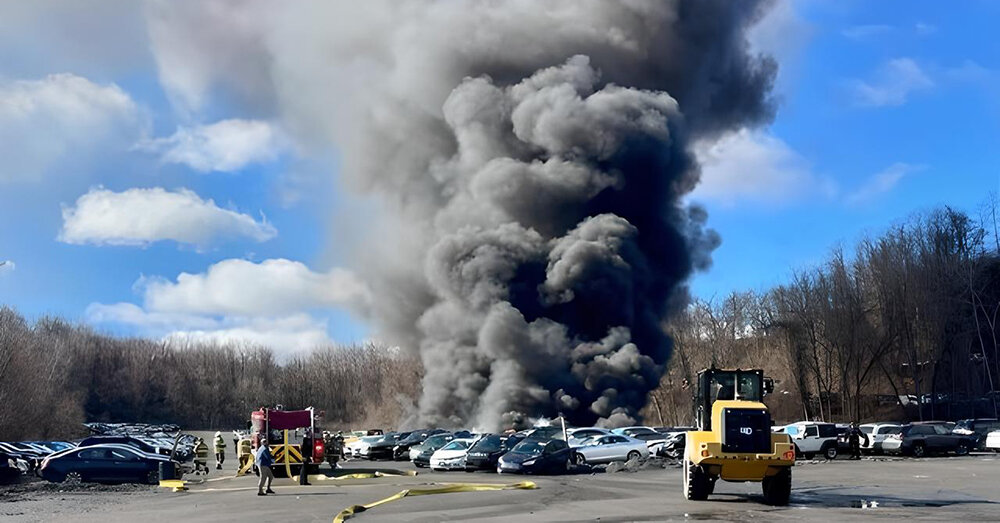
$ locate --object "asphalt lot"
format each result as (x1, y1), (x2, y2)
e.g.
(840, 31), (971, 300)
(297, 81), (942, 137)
(3, 451), (1000, 522)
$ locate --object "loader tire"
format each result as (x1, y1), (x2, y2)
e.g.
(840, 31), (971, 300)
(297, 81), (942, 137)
(762, 467), (791, 506)
(683, 459), (711, 501)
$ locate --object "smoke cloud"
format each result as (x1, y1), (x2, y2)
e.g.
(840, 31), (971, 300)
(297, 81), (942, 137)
(148, 0), (777, 429)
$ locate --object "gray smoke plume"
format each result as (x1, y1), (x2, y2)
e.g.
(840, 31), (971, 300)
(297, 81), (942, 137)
(148, 0), (777, 429)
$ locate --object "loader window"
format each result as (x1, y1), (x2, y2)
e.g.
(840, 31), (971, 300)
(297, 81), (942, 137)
(711, 374), (736, 402)
(737, 374), (762, 401)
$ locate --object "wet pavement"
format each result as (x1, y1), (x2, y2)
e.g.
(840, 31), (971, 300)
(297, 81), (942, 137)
(3, 452), (999, 522)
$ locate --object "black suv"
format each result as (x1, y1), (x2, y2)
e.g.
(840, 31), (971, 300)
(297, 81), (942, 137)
(883, 423), (978, 457)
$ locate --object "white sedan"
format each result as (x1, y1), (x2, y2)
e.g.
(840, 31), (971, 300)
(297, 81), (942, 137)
(571, 435), (649, 465)
(986, 430), (1000, 452)
(345, 435), (381, 458)
(430, 438), (474, 471)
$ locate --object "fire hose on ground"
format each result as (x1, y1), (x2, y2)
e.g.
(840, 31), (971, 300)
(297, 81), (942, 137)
(332, 480), (538, 523)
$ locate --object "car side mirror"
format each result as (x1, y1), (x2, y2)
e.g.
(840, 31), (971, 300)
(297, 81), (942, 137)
(763, 377), (774, 395)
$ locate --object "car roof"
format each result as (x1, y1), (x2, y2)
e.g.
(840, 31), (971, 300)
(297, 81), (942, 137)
(58, 443), (168, 460)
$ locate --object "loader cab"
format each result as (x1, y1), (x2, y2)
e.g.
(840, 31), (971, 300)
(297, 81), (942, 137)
(695, 368), (773, 431)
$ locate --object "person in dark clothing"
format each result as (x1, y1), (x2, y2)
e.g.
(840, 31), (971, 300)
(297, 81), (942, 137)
(845, 423), (870, 460)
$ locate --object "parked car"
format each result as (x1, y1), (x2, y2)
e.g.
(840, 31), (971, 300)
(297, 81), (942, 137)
(611, 426), (659, 439)
(78, 436), (168, 457)
(39, 444), (173, 485)
(985, 430), (1000, 452)
(882, 423), (978, 457)
(345, 435), (382, 459)
(430, 438), (475, 471)
(465, 434), (523, 472)
(952, 419), (1000, 449)
(393, 429), (445, 460)
(497, 439), (571, 474)
(655, 431), (687, 458)
(567, 427), (612, 447)
(783, 422), (842, 460)
(0, 452), (19, 485)
(571, 434), (649, 465)
(412, 434), (456, 467)
(859, 423), (902, 454)
(366, 433), (401, 460)
(523, 426), (564, 441)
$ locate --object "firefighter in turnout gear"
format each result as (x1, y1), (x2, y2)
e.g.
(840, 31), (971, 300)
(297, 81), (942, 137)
(213, 431), (227, 470)
(193, 437), (210, 475)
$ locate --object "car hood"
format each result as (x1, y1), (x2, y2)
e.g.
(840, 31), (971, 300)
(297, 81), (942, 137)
(500, 451), (541, 464)
(431, 450), (467, 460)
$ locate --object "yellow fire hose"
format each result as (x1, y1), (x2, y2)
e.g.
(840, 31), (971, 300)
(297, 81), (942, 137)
(283, 429), (293, 478)
(292, 470), (417, 482)
(332, 481), (538, 523)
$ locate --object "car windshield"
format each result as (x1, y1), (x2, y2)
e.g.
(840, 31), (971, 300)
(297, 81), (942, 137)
(361, 436), (381, 443)
(471, 435), (502, 453)
(784, 426), (800, 436)
(625, 428), (656, 436)
(860, 426), (873, 434)
(440, 440), (469, 452)
(424, 435), (450, 448)
(376, 434), (397, 443)
(511, 440), (545, 456)
(955, 420), (972, 430)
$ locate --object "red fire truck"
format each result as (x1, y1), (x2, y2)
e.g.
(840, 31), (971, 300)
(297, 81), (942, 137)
(249, 407), (325, 476)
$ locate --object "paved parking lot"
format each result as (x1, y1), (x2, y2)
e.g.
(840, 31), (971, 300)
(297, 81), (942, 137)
(3, 454), (1000, 522)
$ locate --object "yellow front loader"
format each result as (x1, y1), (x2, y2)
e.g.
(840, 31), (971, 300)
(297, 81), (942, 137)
(683, 368), (795, 505)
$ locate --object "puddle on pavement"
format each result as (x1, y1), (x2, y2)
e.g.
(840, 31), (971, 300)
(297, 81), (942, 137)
(793, 488), (996, 509)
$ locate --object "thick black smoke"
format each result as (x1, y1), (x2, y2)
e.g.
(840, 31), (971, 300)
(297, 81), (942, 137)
(147, 0), (777, 429)
(343, 1), (778, 430)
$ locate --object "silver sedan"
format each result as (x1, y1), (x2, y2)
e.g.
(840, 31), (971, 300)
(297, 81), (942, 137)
(571, 434), (649, 465)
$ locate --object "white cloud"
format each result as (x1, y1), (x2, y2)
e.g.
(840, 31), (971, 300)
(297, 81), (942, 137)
(59, 187), (277, 248)
(0, 260), (14, 275)
(163, 314), (332, 354)
(86, 258), (370, 355)
(846, 163), (924, 205)
(140, 258), (369, 316)
(139, 119), (288, 172)
(848, 58), (933, 107)
(0, 73), (144, 182)
(691, 128), (833, 207)
(86, 303), (331, 354)
(842, 24), (893, 40)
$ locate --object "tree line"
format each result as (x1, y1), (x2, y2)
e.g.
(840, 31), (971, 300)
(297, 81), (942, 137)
(644, 201), (1000, 426)
(0, 313), (421, 441)
(3, 202), (999, 441)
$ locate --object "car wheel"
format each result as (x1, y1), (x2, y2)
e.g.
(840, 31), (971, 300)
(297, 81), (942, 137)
(146, 469), (160, 485)
(823, 445), (838, 460)
(912, 443), (926, 458)
(627, 451), (641, 462)
(573, 453), (587, 466)
(63, 471), (83, 485)
(955, 443), (970, 456)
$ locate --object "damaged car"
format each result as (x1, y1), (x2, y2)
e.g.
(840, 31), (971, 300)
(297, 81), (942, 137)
(497, 439), (570, 474)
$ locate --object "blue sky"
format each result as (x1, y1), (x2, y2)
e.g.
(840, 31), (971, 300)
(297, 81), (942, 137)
(0, 1), (997, 354)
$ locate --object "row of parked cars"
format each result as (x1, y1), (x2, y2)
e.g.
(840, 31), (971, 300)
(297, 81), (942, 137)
(343, 425), (697, 474)
(776, 418), (1000, 459)
(1, 425), (198, 486)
